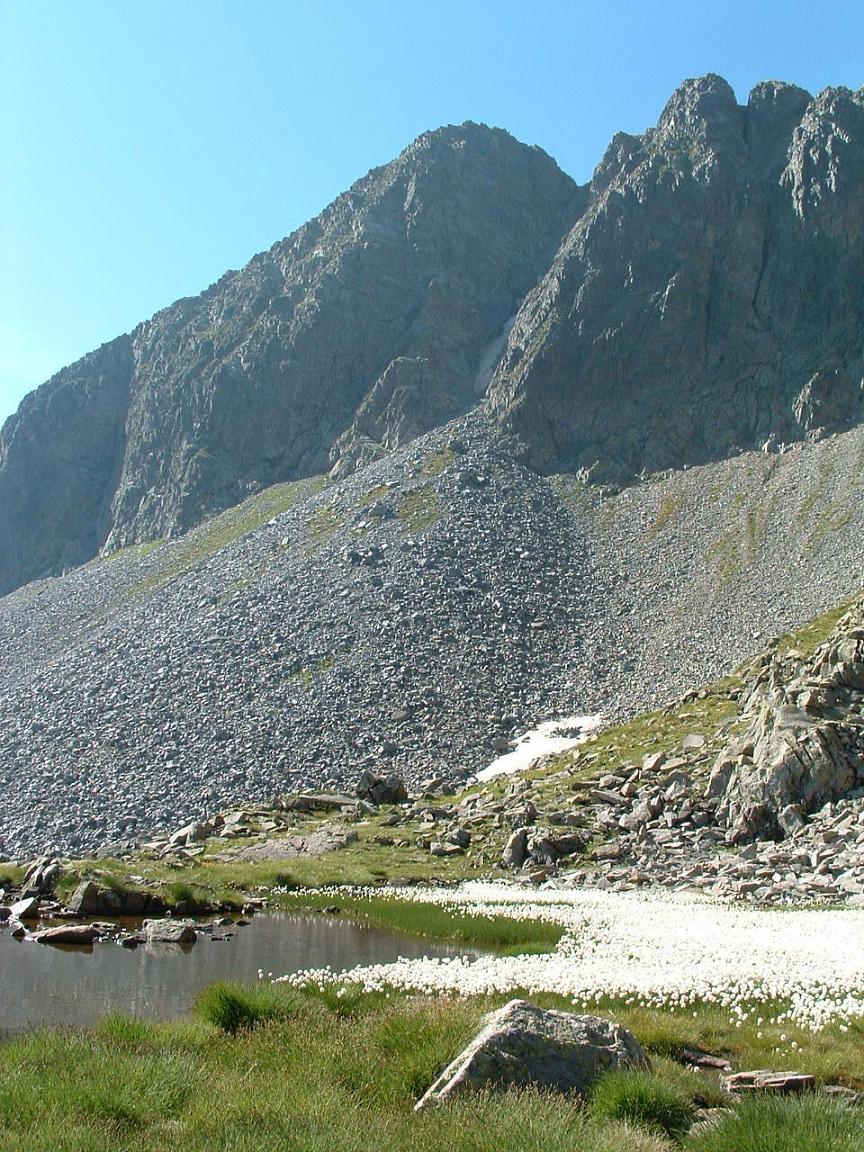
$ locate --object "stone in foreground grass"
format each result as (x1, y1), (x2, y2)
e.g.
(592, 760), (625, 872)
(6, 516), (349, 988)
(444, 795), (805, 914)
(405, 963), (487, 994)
(2, 990), (864, 1151)
(0, 997), (674, 1152)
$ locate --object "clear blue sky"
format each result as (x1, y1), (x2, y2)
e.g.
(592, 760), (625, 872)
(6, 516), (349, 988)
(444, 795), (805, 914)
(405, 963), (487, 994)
(2, 0), (862, 427)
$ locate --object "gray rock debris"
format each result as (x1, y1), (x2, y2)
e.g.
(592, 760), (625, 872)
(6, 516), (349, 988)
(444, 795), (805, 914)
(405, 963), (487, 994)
(0, 124), (577, 596)
(4, 410), (864, 859)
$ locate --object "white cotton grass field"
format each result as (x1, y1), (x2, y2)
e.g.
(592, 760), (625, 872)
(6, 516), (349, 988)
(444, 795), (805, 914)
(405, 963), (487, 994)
(273, 883), (864, 1034)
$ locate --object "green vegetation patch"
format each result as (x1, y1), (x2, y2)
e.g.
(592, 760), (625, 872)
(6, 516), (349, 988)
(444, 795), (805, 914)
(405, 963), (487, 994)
(703, 500), (767, 589)
(397, 485), (442, 533)
(305, 502), (345, 551)
(355, 482), (391, 508)
(684, 1093), (864, 1152)
(278, 890), (563, 955)
(2, 991), (863, 1152)
(128, 475), (326, 596)
(525, 674), (743, 804)
(648, 494), (684, 537)
(805, 500), (853, 556)
(590, 1068), (695, 1139)
(90, 539), (163, 567)
(0, 864), (24, 891)
(419, 446), (455, 477)
(195, 981), (308, 1034)
(774, 591), (862, 658)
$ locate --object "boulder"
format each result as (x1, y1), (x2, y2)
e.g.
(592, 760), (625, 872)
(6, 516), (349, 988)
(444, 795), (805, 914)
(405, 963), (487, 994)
(9, 897), (39, 921)
(20, 856), (61, 897)
(713, 705), (858, 840)
(355, 771), (409, 806)
(168, 820), (213, 847)
(501, 828), (528, 868)
(710, 611), (864, 840)
(415, 999), (647, 1110)
(142, 919), (197, 945)
(66, 880), (124, 916)
(32, 923), (101, 946)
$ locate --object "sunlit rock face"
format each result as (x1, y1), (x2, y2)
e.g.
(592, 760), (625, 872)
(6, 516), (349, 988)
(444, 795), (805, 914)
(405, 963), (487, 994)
(3, 76), (864, 599)
(0, 123), (578, 595)
(486, 78), (864, 482)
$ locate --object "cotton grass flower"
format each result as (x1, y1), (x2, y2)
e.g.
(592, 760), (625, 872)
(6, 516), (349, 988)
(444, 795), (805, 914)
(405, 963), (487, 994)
(274, 882), (864, 1032)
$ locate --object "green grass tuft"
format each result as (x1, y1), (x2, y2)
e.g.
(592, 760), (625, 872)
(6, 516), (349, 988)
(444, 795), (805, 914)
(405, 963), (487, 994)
(277, 891), (564, 954)
(684, 1092), (864, 1152)
(648, 494), (684, 536)
(396, 485), (442, 533)
(420, 447), (455, 477)
(590, 1069), (695, 1138)
(305, 502), (345, 551)
(195, 981), (305, 1034)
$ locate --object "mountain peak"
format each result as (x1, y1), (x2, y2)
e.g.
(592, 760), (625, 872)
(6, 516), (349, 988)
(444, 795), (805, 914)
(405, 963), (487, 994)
(0, 120), (577, 594)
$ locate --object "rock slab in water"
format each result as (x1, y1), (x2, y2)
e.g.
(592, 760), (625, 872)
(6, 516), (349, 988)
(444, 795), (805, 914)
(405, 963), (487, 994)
(414, 999), (648, 1110)
(32, 923), (101, 946)
(142, 919), (197, 945)
(9, 897), (39, 921)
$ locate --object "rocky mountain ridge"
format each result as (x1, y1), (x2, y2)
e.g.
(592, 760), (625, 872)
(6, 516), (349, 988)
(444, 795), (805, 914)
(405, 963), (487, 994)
(3, 75), (864, 596)
(487, 76), (864, 481)
(0, 124), (578, 595)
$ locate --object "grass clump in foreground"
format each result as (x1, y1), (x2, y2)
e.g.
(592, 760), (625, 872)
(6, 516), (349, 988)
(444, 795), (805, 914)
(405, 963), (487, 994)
(195, 982), (309, 1034)
(590, 1069), (694, 1138)
(683, 1093), (864, 1152)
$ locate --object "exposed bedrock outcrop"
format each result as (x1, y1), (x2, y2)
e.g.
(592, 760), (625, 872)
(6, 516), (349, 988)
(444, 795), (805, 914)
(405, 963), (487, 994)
(710, 607), (864, 840)
(0, 124), (578, 594)
(487, 76), (864, 482)
(4, 78), (864, 597)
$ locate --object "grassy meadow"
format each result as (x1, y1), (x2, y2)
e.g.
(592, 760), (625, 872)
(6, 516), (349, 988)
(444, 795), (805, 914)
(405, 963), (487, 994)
(1, 988), (863, 1151)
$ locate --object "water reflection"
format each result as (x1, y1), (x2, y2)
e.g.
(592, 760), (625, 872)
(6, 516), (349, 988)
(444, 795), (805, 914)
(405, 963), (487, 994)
(0, 913), (472, 1032)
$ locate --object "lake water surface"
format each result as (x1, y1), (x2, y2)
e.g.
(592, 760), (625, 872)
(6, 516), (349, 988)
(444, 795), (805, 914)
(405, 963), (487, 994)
(0, 913), (472, 1033)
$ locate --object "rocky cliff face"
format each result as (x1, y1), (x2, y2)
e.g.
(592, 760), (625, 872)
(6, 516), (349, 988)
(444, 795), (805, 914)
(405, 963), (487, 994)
(0, 123), (578, 594)
(3, 76), (864, 598)
(487, 76), (864, 481)
(0, 336), (134, 591)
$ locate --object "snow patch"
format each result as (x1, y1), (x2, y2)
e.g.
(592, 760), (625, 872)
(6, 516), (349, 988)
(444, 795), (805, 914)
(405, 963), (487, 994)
(475, 714), (603, 782)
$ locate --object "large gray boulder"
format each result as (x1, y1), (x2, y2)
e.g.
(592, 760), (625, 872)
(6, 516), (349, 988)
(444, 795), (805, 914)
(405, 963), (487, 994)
(66, 880), (123, 916)
(415, 999), (648, 1110)
(142, 918), (197, 945)
(355, 770), (409, 806)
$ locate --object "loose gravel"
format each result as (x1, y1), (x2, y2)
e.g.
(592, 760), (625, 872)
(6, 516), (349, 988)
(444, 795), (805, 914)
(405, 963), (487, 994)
(2, 412), (863, 859)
